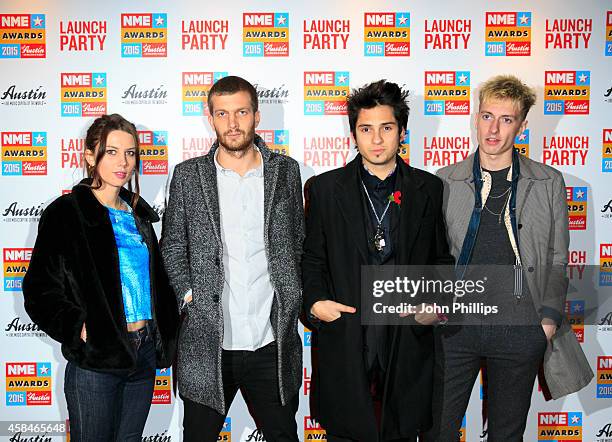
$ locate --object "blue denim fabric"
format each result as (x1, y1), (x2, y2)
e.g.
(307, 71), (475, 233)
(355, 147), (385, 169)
(456, 148), (521, 278)
(64, 326), (156, 441)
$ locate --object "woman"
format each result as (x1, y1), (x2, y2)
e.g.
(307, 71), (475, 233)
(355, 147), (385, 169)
(23, 114), (178, 441)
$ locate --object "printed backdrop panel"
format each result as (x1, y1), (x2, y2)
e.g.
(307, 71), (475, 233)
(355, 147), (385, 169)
(1, 0), (611, 440)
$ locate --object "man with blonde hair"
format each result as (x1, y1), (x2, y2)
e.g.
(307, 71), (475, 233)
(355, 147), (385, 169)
(428, 75), (592, 440)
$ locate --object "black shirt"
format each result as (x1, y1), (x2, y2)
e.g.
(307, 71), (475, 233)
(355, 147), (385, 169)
(359, 163), (400, 265)
(471, 167), (515, 265)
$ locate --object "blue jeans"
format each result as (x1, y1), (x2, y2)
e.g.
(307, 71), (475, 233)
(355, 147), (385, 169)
(64, 326), (156, 441)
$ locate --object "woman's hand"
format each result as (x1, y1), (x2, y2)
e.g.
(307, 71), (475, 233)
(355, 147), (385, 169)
(80, 323), (87, 342)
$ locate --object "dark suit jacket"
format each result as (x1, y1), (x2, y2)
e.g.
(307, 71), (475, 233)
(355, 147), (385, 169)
(302, 155), (454, 441)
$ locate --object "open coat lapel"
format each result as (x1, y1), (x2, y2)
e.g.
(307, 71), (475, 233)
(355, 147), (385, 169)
(334, 158), (368, 264)
(261, 145), (279, 246)
(197, 149), (222, 247)
(397, 160), (427, 261)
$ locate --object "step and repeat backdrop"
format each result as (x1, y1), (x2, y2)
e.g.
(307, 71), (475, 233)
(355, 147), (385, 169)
(1, 0), (611, 440)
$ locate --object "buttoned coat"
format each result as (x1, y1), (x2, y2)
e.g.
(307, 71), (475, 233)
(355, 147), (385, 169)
(161, 135), (305, 414)
(437, 152), (593, 399)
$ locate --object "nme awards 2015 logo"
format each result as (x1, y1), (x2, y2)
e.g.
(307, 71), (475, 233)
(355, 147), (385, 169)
(565, 300), (585, 343)
(243, 12), (289, 57)
(424, 71), (470, 116)
(606, 11), (612, 56)
(303, 18), (350, 50)
(601, 244), (612, 286)
(514, 129), (529, 157)
(459, 416), (466, 442)
(220, 417), (231, 441)
(597, 356), (612, 398)
(61, 72), (107, 117)
(303, 327), (312, 347)
(304, 71), (349, 116)
(152, 368), (171, 405)
(603, 129), (612, 172)
(5, 362), (51, 406)
(0, 14), (45, 58)
(485, 11), (531, 56)
(304, 416), (326, 440)
(1, 131), (47, 176)
(182, 72), (227, 116)
(121, 13), (167, 57)
(566, 187), (587, 231)
(60, 20), (106, 51)
(257, 130), (289, 156)
(182, 18), (228, 50)
(138, 131), (168, 175)
(399, 131), (409, 164)
(363, 12), (410, 56)
(538, 412), (582, 441)
(544, 70), (590, 115)
(3, 248), (32, 291)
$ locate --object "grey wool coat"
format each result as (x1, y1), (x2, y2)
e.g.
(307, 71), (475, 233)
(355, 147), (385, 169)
(437, 152), (593, 399)
(160, 135), (305, 413)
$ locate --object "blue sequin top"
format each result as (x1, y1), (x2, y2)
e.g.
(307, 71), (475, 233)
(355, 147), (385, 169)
(106, 204), (152, 323)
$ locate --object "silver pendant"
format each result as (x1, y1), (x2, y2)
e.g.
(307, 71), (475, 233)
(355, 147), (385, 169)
(374, 226), (385, 252)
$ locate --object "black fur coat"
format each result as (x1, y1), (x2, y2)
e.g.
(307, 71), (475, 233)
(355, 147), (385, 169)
(23, 179), (178, 372)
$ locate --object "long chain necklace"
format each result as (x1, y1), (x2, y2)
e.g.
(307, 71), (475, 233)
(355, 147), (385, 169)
(361, 182), (391, 251)
(483, 190), (511, 224)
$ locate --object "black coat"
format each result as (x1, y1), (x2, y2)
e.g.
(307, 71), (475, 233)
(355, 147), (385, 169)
(302, 156), (454, 441)
(23, 179), (178, 372)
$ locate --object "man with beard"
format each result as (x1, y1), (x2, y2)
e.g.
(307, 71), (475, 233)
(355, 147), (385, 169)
(161, 76), (304, 441)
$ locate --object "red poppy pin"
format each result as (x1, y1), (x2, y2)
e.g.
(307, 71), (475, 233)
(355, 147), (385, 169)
(388, 191), (402, 205)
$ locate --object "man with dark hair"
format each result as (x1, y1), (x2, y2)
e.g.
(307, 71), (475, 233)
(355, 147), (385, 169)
(302, 79), (454, 441)
(162, 75), (304, 441)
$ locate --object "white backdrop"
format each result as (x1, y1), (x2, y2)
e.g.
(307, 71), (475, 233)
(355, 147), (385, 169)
(1, 0), (611, 440)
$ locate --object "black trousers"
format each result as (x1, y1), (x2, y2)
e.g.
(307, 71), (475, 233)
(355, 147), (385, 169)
(426, 324), (547, 442)
(182, 342), (299, 442)
(327, 362), (417, 442)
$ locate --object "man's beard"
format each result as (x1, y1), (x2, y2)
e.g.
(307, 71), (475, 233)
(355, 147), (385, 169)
(216, 124), (256, 152)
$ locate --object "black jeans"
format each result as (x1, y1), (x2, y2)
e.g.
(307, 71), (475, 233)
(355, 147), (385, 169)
(426, 324), (547, 442)
(64, 326), (156, 441)
(182, 341), (299, 442)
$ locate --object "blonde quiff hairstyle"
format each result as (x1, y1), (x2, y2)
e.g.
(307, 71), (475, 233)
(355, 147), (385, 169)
(478, 75), (536, 122)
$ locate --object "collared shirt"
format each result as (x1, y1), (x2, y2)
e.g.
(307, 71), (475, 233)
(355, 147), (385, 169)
(214, 148), (275, 351)
(360, 162), (398, 264)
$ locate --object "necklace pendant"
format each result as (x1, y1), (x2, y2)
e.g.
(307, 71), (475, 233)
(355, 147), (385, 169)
(374, 226), (385, 252)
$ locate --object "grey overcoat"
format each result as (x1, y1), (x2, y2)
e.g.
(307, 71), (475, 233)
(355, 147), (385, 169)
(437, 152), (593, 399)
(161, 135), (305, 413)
